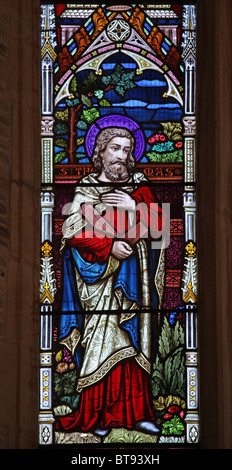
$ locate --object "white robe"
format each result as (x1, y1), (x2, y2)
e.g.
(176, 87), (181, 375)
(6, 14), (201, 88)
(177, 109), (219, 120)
(61, 172), (165, 392)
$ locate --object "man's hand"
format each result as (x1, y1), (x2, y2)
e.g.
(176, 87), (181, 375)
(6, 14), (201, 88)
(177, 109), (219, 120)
(111, 240), (133, 260)
(101, 190), (136, 212)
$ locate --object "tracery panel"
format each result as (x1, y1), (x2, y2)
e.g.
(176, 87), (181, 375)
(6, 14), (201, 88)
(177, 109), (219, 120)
(39, 2), (198, 447)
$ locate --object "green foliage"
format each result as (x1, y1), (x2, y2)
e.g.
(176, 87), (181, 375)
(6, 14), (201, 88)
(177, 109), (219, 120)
(55, 138), (68, 149)
(103, 428), (158, 444)
(101, 64), (136, 96)
(152, 347), (185, 399)
(77, 120), (88, 130)
(54, 369), (77, 397)
(159, 317), (184, 358)
(147, 122), (183, 162)
(55, 122), (69, 135)
(160, 122), (182, 141)
(81, 108), (100, 124)
(66, 97), (80, 107)
(152, 318), (185, 399)
(55, 151), (67, 163)
(162, 416), (185, 436)
(80, 70), (99, 95)
(151, 141), (174, 153)
(55, 109), (69, 121)
(152, 355), (165, 397)
(94, 89), (104, 99)
(81, 94), (92, 108)
(166, 347), (185, 396)
(76, 137), (85, 147)
(53, 369), (80, 412)
(146, 149), (183, 163)
(99, 98), (111, 107)
(70, 76), (78, 94)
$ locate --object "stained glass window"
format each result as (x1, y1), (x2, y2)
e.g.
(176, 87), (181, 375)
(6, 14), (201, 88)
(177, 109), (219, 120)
(39, 3), (198, 447)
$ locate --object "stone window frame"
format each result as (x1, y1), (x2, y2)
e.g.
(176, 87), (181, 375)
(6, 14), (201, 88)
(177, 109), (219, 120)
(0, 0), (231, 449)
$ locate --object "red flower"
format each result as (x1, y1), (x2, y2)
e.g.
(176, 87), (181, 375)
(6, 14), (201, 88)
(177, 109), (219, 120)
(148, 134), (167, 144)
(168, 405), (180, 414)
(175, 141), (183, 148)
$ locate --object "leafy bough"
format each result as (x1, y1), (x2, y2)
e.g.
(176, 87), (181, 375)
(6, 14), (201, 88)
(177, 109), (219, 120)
(152, 317), (186, 399)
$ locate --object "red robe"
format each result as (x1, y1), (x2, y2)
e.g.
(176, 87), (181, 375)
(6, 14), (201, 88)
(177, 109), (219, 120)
(69, 185), (164, 263)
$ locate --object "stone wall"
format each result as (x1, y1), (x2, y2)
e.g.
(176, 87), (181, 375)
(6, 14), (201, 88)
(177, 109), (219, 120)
(197, 0), (232, 449)
(0, 1), (41, 448)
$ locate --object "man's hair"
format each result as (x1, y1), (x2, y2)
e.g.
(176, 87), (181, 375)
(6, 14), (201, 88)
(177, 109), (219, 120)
(92, 127), (136, 172)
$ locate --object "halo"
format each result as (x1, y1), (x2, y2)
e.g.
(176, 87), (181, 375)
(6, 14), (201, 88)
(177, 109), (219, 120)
(85, 114), (145, 161)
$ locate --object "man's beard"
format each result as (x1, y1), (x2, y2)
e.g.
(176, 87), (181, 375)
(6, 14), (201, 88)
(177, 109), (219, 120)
(102, 160), (130, 182)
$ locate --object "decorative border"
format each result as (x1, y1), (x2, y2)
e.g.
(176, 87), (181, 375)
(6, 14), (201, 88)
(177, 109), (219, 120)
(39, 4), (57, 445)
(181, 4), (199, 444)
(39, 3), (199, 446)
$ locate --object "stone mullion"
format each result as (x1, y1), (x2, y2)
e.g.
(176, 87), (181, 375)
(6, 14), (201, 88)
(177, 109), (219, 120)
(181, 4), (199, 445)
(39, 4), (57, 446)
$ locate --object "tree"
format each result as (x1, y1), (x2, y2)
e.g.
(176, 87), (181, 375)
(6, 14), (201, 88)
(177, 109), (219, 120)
(101, 63), (136, 96)
(55, 66), (136, 164)
(55, 72), (102, 163)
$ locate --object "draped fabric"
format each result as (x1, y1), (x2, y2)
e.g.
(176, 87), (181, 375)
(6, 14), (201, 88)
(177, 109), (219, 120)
(59, 174), (164, 369)
(55, 358), (155, 432)
(56, 172), (166, 432)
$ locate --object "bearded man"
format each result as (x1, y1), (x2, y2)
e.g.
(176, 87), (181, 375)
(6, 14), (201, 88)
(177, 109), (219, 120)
(55, 126), (166, 437)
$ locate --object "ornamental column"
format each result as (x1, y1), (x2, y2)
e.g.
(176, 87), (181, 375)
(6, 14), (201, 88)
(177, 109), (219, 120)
(39, 4), (57, 445)
(181, 4), (199, 445)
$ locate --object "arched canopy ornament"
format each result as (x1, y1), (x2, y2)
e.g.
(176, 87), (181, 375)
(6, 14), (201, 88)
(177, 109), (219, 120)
(54, 5), (183, 107)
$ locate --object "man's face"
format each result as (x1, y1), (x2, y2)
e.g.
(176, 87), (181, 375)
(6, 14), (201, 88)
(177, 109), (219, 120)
(100, 136), (132, 181)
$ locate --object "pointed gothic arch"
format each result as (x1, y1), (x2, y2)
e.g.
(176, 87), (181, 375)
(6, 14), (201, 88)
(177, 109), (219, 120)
(39, 3), (200, 447)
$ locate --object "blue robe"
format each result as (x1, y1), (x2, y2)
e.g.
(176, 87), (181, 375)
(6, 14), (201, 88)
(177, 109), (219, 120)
(59, 241), (160, 368)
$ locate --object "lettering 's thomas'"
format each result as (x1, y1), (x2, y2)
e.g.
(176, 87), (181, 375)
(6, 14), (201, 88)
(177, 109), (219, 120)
(55, 164), (182, 180)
